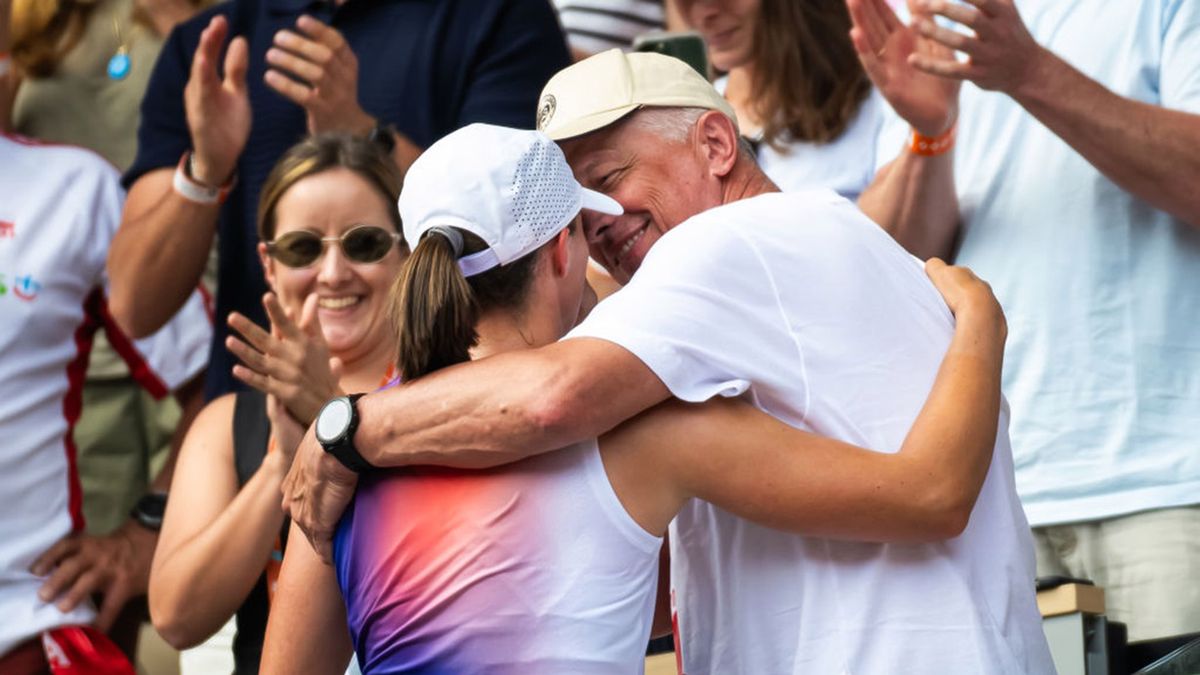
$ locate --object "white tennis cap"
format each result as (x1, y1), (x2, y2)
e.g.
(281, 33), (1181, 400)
(399, 123), (623, 277)
(535, 49), (737, 141)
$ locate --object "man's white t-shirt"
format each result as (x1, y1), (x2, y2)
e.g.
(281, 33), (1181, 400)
(0, 135), (210, 655)
(569, 190), (1054, 674)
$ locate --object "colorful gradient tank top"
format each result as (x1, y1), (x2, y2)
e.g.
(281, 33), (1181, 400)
(332, 440), (662, 674)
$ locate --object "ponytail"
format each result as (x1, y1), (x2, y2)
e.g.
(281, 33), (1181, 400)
(392, 233), (478, 381)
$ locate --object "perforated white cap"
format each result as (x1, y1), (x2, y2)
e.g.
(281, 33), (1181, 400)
(400, 123), (623, 277)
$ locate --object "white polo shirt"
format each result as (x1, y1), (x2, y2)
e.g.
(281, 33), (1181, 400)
(569, 190), (1054, 673)
(0, 134), (210, 655)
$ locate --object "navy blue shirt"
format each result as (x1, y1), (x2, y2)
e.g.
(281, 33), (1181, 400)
(125, 0), (570, 399)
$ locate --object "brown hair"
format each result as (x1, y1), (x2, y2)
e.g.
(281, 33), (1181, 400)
(392, 223), (576, 381)
(257, 133), (404, 243)
(748, 0), (871, 149)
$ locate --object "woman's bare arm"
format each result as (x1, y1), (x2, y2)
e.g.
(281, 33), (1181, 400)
(260, 522), (353, 675)
(603, 261), (1005, 542)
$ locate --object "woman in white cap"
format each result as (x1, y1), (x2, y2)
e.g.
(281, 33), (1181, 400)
(262, 123), (1007, 674)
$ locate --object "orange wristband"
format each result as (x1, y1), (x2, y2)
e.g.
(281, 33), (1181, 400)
(909, 124), (956, 157)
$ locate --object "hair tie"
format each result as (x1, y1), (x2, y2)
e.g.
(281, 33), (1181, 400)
(425, 226), (464, 258)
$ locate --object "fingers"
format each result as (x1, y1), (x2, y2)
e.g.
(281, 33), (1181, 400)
(847, 0), (893, 51)
(263, 292), (303, 339)
(226, 334), (271, 372)
(298, 293), (326, 339)
(232, 363), (273, 393)
(224, 35), (250, 95)
(190, 16), (228, 89)
(272, 28), (334, 67)
(918, 0), (986, 31)
(30, 536), (77, 577)
(295, 15), (347, 52)
(264, 69), (312, 107)
(94, 583), (132, 633)
(910, 52), (973, 80)
(55, 568), (105, 615)
(37, 553), (91, 607)
(228, 311), (273, 352)
(266, 46), (324, 85)
(914, 16), (974, 52)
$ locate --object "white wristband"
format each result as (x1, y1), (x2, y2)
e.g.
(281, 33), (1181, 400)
(172, 152), (232, 205)
(0, 54), (12, 79)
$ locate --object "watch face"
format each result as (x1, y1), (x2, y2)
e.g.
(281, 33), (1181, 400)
(317, 398), (353, 442)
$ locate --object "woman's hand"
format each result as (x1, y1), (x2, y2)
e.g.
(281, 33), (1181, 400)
(925, 258), (1007, 344)
(267, 394), (307, 466)
(227, 293), (343, 426)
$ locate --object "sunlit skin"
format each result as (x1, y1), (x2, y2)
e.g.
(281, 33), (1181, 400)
(257, 167), (405, 371)
(561, 121), (724, 284)
(677, 0), (761, 72)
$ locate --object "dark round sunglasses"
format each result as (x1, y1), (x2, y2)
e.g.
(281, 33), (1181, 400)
(266, 225), (402, 268)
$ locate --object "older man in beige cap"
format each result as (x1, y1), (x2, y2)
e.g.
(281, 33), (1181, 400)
(283, 50), (1053, 673)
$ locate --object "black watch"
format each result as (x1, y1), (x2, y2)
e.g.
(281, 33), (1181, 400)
(130, 492), (168, 531)
(366, 121), (396, 156)
(315, 394), (375, 473)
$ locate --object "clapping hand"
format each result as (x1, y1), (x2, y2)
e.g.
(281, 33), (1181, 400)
(847, 0), (960, 136)
(264, 15), (375, 136)
(227, 293), (344, 426)
(184, 15), (251, 186)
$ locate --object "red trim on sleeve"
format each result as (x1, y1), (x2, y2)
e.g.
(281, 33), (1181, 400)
(96, 293), (170, 399)
(197, 283), (215, 324)
(62, 290), (105, 533)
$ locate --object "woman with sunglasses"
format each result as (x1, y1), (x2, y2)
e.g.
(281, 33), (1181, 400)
(147, 133), (406, 673)
(260, 124), (1009, 673)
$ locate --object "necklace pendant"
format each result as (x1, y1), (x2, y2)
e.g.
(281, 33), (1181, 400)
(107, 47), (131, 81)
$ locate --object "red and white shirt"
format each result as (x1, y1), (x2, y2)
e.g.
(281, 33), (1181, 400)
(0, 134), (210, 655)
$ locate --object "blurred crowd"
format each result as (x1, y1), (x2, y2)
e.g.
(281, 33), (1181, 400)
(1, 0), (1197, 673)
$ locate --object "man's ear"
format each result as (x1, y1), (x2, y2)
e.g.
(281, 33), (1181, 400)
(550, 228), (572, 277)
(694, 110), (740, 179)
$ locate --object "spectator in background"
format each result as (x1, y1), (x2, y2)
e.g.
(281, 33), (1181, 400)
(2, 0), (211, 664)
(0, 133), (209, 673)
(850, 0), (1200, 642)
(678, 0), (894, 199)
(553, 0), (665, 60)
(149, 135), (405, 674)
(107, 0), (570, 403)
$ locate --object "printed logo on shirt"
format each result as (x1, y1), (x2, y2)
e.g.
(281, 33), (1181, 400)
(0, 273), (42, 301)
(0, 220), (13, 239)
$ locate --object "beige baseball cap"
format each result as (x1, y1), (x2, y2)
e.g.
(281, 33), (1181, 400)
(535, 49), (738, 141)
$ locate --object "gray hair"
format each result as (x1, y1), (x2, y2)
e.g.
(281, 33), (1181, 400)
(626, 106), (757, 162)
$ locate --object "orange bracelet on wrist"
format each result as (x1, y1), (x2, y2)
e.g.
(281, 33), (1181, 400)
(909, 124), (956, 157)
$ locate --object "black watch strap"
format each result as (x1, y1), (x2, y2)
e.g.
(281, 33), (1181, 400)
(367, 121), (397, 156)
(321, 393), (375, 473)
(130, 492), (168, 531)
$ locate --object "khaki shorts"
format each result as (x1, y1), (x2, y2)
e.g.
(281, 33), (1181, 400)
(1034, 505), (1200, 642)
(74, 376), (179, 536)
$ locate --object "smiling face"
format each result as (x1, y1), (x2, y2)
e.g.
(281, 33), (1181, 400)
(560, 111), (729, 284)
(679, 0), (761, 72)
(259, 166), (406, 363)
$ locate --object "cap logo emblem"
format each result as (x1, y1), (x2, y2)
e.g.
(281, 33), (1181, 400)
(537, 94), (557, 131)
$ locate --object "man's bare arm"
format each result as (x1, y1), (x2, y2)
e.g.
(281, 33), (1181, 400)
(911, 0), (1200, 229)
(283, 337), (670, 562)
(356, 338), (670, 468)
(108, 170), (221, 337)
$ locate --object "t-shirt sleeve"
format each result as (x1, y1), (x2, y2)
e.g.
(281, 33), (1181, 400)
(1161, 0), (1200, 113)
(567, 219), (799, 406)
(99, 288), (212, 396)
(455, 0), (572, 128)
(122, 17), (200, 188)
